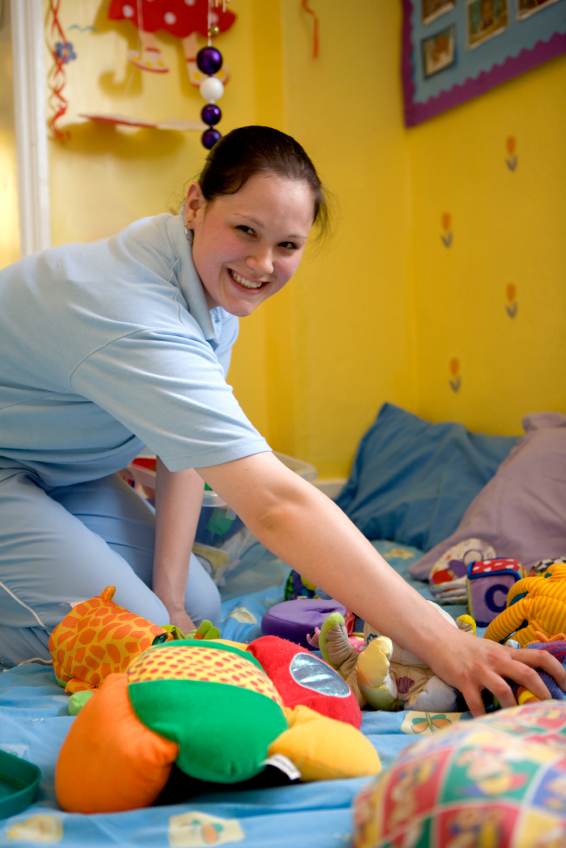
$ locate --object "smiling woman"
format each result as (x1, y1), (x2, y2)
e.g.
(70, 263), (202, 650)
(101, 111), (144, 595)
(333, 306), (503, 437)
(0, 126), (564, 715)
(184, 174), (313, 316)
(182, 126), (327, 318)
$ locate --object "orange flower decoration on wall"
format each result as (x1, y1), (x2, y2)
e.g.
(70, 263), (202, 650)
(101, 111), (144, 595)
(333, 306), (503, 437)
(506, 283), (518, 318)
(449, 357), (461, 393)
(440, 213), (452, 248)
(506, 136), (517, 171)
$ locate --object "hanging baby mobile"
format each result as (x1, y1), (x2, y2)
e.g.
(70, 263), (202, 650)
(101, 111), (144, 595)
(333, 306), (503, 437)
(46, 0), (236, 144)
(106, 0), (234, 148)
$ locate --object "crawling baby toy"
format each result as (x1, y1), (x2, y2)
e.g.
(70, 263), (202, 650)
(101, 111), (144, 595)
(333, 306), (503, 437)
(319, 602), (475, 712)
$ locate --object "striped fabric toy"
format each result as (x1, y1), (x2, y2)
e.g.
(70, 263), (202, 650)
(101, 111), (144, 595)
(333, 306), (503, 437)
(484, 563), (566, 647)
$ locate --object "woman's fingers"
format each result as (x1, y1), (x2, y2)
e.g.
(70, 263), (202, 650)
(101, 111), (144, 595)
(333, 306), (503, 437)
(434, 632), (566, 717)
(458, 645), (566, 717)
(509, 647), (566, 692)
(458, 686), (487, 718)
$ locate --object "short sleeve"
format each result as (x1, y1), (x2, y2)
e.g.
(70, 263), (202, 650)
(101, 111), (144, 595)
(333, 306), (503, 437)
(214, 311), (239, 378)
(71, 329), (270, 471)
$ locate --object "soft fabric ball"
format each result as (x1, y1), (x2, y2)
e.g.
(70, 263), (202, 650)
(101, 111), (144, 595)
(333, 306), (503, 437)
(127, 640), (288, 783)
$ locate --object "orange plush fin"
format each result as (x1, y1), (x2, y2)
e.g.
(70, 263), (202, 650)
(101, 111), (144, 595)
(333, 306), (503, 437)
(56, 673), (179, 813)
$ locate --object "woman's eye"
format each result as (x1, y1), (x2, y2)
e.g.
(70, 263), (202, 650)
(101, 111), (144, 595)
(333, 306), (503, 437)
(236, 226), (254, 236)
(279, 242), (298, 251)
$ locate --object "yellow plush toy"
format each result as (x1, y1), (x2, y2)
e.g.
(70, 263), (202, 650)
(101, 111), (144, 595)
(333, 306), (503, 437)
(319, 603), (475, 712)
(484, 563), (566, 647)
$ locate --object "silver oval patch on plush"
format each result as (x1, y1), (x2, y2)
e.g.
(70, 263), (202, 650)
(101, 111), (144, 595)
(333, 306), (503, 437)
(289, 653), (351, 698)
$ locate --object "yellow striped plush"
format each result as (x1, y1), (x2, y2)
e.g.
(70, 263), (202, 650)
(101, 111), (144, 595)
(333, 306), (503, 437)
(485, 564), (566, 646)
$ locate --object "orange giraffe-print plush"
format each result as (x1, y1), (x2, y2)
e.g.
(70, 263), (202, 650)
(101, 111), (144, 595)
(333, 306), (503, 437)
(49, 586), (167, 694)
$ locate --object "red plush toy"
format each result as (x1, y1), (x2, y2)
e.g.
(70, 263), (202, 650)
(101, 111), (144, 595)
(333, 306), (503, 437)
(248, 635), (362, 729)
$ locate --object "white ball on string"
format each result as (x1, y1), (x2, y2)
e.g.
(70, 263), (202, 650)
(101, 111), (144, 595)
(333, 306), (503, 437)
(200, 76), (224, 103)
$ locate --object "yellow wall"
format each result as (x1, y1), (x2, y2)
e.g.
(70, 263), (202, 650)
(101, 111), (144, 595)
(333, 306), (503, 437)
(43, 0), (566, 478)
(410, 53), (566, 436)
(259, 0), (416, 476)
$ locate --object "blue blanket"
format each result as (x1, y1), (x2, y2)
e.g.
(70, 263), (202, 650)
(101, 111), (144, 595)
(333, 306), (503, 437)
(0, 542), (470, 847)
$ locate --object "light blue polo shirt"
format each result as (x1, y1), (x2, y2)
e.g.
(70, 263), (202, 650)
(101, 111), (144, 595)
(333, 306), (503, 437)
(0, 213), (270, 489)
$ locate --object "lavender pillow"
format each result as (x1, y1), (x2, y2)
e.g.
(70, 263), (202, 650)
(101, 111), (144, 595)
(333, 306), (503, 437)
(409, 412), (566, 579)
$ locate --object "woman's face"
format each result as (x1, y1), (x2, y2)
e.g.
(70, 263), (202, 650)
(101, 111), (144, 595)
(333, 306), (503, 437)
(184, 172), (314, 317)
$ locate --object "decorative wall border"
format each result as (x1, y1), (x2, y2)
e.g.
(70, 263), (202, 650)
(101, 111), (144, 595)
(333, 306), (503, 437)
(402, 0), (566, 127)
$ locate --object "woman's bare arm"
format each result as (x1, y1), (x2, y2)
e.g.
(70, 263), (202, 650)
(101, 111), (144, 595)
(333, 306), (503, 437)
(197, 451), (566, 716)
(153, 458), (204, 634)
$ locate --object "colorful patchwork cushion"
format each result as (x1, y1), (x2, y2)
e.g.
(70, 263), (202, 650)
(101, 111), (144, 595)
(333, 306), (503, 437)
(351, 701), (566, 847)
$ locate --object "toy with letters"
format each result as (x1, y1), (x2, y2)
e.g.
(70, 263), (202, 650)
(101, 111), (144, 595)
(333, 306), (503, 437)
(466, 558), (525, 627)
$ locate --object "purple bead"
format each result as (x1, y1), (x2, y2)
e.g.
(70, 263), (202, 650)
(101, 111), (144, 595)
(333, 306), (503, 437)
(196, 46), (223, 76)
(201, 103), (221, 126)
(201, 128), (221, 149)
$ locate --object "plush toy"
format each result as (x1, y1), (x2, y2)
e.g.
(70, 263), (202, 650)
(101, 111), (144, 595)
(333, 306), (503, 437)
(319, 602), (476, 712)
(429, 537), (495, 605)
(51, 589), (381, 813)
(55, 635), (381, 813)
(351, 701), (566, 848)
(49, 586), (170, 694)
(509, 638), (566, 705)
(48, 586), (219, 694)
(484, 562), (566, 647)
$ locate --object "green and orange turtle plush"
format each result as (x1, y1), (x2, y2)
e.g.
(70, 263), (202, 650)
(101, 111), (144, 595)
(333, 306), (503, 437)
(50, 587), (381, 813)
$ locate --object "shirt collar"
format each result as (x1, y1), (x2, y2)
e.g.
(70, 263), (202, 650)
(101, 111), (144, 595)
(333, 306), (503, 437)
(166, 211), (218, 349)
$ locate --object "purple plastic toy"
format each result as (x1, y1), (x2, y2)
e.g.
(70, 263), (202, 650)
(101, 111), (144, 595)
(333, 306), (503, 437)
(262, 599), (347, 650)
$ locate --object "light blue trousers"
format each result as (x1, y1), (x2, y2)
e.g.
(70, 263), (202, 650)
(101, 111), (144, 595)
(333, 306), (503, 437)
(0, 472), (221, 666)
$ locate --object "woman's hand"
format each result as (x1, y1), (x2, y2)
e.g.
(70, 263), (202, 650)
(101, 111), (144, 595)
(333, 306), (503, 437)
(425, 626), (566, 717)
(166, 608), (198, 637)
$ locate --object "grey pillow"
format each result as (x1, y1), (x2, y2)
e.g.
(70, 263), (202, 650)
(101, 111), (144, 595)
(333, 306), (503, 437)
(408, 412), (566, 579)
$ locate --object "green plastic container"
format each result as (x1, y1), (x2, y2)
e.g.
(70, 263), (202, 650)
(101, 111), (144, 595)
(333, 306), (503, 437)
(0, 750), (41, 819)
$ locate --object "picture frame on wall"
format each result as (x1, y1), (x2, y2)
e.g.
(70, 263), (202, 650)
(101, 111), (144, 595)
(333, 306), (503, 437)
(422, 25), (456, 75)
(466, 0), (509, 49)
(401, 0), (566, 126)
(516, 0), (561, 19)
(422, 0), (456, 25)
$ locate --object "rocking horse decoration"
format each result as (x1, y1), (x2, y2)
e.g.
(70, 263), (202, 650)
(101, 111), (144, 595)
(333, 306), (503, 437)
(90, 0), (236, 146)
(107, 0), (235, 86)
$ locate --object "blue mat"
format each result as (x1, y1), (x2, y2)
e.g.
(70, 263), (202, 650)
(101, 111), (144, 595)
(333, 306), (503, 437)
(0, 542), (471, 847)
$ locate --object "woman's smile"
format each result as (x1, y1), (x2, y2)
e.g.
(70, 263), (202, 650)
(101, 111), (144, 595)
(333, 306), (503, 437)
(227, 267), (268, 291)
(184, 172), (314, 317)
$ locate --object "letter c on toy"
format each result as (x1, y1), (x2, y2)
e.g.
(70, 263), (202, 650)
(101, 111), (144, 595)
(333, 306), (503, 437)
(485, 584), (510, 615)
